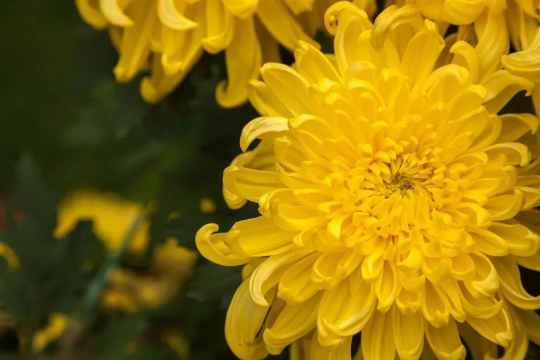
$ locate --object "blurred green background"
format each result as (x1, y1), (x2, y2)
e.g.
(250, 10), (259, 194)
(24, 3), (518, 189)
(0, 1), (264, 359)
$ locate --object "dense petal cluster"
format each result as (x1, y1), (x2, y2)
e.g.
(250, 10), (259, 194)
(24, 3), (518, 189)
(399, 0), (540, 109)
(197, 3), (540, 359)
(75, 0), (375, 106)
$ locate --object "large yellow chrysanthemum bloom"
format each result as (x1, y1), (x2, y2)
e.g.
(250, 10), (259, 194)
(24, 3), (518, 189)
(75, 0), (376, 106)
(196, 3), (540, 359)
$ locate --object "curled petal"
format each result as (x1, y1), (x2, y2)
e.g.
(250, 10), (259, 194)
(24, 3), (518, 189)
(202, 0), (234, 53)
(76, 0), (108, 29)
(100, 0), (133, 26)
(467, 306), (513, 347)
(425, 319), (466, 360)
(482, 70), (533, 114)
(158, 0), (197, 31)
(317, 273), (375, 346)
(113, 0), (156, 82)
(217, 17), (262, 107)
(263, 295), (320, 354)
(225, 280), (269, 360)
(493, 257), (540, 310)
(195, 223), (249, 266)
(250, 250), (309, 306)
(240, 117), (289, 152)
(278, 253), (321, 303)
(256, 0), (317, 51)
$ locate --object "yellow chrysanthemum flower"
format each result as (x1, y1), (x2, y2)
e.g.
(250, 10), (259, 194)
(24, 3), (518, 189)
(75, 0), (377, 106)
(196, 3), (540, 359)
(56, 190), (197, 312)
(102, 237), (197, 312)
(55, 190), (150, 253)
(400, 1), (540, 87)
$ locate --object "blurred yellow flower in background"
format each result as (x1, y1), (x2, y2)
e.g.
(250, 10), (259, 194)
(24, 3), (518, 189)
(55, 190), (150, 253)
(75, 0), (377, 106)
(57, 190), (197, 312)
(102, 237), (197, 312)
(197, 2), (540, 359)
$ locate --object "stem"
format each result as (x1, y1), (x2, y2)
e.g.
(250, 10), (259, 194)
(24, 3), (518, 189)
(80, 211), (147, 321)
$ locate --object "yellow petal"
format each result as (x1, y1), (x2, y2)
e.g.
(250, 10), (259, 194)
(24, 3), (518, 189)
(294, 41), (341, 85)
(474, 12), (508, 78)
(493, 257), (540, 310)
(100, 0), (133, 26)
(248, 80), (294, 117)
(422, 281), (450, 328)
(490, 221), (539, 257)
(223, 148), (282, 209)
(158, 0), (197, 31)
(278, 253), (321, 303)
(400, 20), (445, 87)
(425, 319), (466, 360)
(223, 0), (259, 18)
(497, 113), (539, 143)
(317, 274), (375, 346)
(263, 295), (320, 354)
(260, 63), (311, 116)
(517, 308), (540, 345)
(362, 311), (396, 360)
(240, 117), (289, 152)
(450, 41), (480, 83)
(482, 70), (533, 114)
(467, 306), (513, 347)
(195, 223), (249, 266)
(256, 0), (317, 51)
(459, 324), (498, 360)
(459, 284), (503, 319)
(225, 280), (269, 360)
(202, 0), (234, 53)
(392, 308), (424, 360)
(217, 16), (262, 107)
(76, 0), (108, 29)
(250, 250), (309, 306)
(114, 0), (156, 82)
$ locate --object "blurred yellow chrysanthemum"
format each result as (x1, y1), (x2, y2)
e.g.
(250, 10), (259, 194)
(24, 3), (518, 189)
(56, 190), (197, 312)
(196, 3), (540, 359)
(55, 190), (150, 253)
(102, 237), (197, 312)
(75, 0), (377, 106)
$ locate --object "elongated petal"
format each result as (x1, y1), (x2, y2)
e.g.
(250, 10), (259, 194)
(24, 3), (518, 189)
(493, 257), (540, 310)
(158, 0), (197, 30)
(100, 0), (133, 26)
(263, 295), (320, 354)
(76, 0), (108, 29)
(317, 274), (375, 346)
(225, 280), (269, 360)
(393, 308), (424, 360)
(256, 0), (317, 51)
(426, 319), (466, 360)
(217, 17), (262, 107)
(362, 311), (396, 360)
